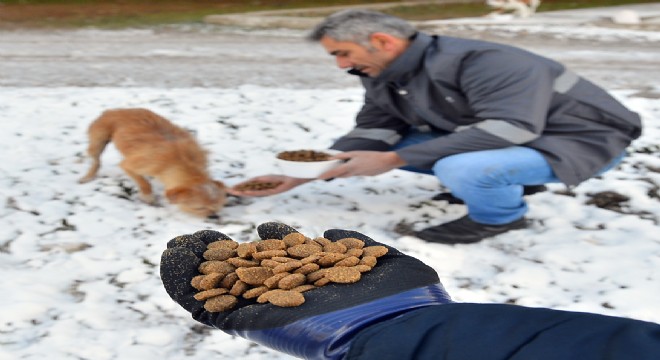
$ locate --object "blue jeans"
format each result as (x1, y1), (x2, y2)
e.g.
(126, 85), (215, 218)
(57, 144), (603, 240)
(393, 129), (625, 225)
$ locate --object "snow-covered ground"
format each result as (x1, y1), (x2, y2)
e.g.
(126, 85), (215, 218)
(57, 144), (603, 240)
(1, 6), (659, 360)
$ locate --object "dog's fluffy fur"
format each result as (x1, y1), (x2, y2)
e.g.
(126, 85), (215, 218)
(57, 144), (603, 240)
(79, 108), (226, 218)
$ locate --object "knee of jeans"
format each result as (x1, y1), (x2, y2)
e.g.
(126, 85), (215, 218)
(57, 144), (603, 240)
(433, 158), (510, 189)
(432, 158), (473, 188)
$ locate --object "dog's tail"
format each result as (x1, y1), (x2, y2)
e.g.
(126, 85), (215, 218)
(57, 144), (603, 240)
(78, 111), (114, 183)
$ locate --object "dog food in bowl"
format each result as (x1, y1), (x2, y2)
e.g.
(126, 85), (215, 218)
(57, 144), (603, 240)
(233, 181), (283, 192)
(275, 149), (343, 178)
(277, 150), (333, 162)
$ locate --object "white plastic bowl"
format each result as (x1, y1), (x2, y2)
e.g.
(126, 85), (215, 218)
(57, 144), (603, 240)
(275, 149), (343, 178)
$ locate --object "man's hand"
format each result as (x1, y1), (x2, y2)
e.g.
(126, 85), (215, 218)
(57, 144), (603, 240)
(227, 175), (311, 197)
(318, 151), (406, 180)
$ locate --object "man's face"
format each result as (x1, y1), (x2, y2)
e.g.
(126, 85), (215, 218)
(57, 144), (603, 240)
(319, 35), (396, 77)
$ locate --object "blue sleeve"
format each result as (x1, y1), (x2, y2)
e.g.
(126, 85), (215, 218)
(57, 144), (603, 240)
(347, 303), (660, 360)
(226, 285), (451, 360)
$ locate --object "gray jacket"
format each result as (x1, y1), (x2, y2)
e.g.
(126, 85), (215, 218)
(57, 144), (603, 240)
(331, 32), (642, 186)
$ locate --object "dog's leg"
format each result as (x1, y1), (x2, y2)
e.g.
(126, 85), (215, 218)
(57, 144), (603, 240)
(78, 157), (102, 183)
(79, 117), (112, 184)
(78, 140), (109, 184)
(120, 161), (155, 204)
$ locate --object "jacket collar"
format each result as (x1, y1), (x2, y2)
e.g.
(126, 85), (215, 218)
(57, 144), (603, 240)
(348, 32), (434, 83)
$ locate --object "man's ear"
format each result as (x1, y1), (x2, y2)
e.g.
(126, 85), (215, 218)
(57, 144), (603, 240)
(369, 32), (401, 51)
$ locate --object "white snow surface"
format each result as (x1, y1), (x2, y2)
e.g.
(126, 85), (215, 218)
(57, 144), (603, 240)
(1, 6), (659, 360)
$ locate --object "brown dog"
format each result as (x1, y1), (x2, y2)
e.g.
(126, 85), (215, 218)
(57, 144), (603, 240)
(79, 108), (226, 218)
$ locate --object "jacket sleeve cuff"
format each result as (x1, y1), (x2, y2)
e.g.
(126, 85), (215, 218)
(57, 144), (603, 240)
(227, 284), (452, 360)
(331, 137), (392, 152)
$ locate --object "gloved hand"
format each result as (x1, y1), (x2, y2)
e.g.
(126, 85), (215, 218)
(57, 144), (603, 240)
(160, 222), (451, 359)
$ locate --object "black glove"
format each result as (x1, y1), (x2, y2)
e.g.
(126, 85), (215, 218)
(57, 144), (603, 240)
(160, 222), (451, 359)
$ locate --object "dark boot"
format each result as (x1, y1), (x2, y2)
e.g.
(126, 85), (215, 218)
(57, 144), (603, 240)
(431, 185), (547, 204)
(415, 215), (528, 244)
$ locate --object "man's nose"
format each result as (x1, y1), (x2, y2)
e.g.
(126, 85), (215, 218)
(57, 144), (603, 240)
(336, 57), (351, 69)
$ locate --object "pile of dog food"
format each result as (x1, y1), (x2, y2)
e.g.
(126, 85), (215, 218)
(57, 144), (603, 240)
(190, 232), (388, 311)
